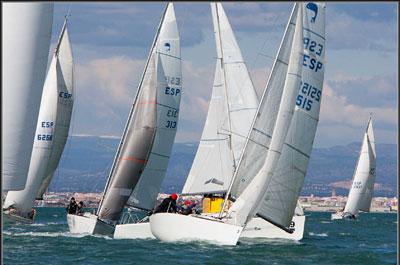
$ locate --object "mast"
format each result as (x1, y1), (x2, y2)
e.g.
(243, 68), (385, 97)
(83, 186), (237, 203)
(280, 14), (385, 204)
(97, 4), (169, 215)
(219, 3), (298, 218)
(215, 3), (237, 174)
(55, 15), (69, 56)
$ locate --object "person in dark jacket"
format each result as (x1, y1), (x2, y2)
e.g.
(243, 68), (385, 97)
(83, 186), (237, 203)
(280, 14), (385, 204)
(153, 193), (178, 214)
(66, 197), (78, 214)
(76, 201), (85, 215)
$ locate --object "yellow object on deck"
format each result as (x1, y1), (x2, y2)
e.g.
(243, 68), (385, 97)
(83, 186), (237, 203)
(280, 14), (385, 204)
(202, 197), (224, 213)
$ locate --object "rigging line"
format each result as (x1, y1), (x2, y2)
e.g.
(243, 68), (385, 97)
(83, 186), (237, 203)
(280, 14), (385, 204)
(97, 3), (169, 214)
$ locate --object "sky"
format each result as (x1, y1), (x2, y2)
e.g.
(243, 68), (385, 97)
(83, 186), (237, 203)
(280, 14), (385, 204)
(50, 2), (397, 148)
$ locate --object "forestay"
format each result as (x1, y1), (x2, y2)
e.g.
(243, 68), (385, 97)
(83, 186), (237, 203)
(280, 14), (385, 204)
(2, 3), (53, 191)
(98, 4), (181, 220)
(227, 4), (304, 227)
(181, 3), (258, 195)
(257, 2), (326, 228)
(4, 20), (74, 214)
(344, 118), (376, 215)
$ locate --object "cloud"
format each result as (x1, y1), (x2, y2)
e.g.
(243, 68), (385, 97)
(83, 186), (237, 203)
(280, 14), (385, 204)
(327, 73), (397, 108)
(327, 4), (397, 51)
(71, 56), (145, 136)
(315, 82), (398, 146)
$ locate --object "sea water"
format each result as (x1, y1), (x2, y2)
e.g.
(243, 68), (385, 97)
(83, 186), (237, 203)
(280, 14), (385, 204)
(3, 208), (397, 265)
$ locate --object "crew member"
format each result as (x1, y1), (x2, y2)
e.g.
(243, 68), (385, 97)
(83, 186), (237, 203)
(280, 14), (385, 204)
(153, 193), (178, 214)
(66, 197), (78, 214)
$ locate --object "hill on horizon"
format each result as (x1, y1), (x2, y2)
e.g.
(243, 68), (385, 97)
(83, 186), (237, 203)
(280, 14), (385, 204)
(48, 136), (397, 197)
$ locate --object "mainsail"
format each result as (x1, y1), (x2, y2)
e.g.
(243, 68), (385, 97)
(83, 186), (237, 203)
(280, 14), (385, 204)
(2, 3), (54, 191)
(4, 19), (74, 215)
(227, 3), (304, 227)
(343, 118), (376, 215)
(98, 3), (181, 221)
(181, 3), (259, 195)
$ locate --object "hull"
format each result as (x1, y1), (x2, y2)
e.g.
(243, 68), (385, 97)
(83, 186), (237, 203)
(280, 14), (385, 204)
(331, 212), (357, 221)
(3, 212), (33, 224)
(67, 213), (115, 236)
(331, 212), (343, 220)
(150, 213), (243, 245)
(241, 215), (305, 241)
(114, 222), (155, 239)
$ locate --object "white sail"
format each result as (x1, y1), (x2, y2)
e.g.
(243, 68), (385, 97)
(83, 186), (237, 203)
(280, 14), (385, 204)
(344, 118), (376, 215)
(2, 3), (54, 191)
(227, 4), (304, 227)
(98, 3), (181, 220)
(4, 21), (74, 215)
(256, 2), (326, 227)
(181, 3), (259, 195)
(128, 4), (182, 210)
(229, 4), (299, 199)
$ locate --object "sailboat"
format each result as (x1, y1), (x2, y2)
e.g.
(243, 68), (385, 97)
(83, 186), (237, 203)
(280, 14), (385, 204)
(67, 3), (181, 237)
(2, 3), (54, 192)
(150, 2), (326, 245)
(180, 3), (304, 241)
(3, 17), (74, 224)
(331, 117), (376, 220)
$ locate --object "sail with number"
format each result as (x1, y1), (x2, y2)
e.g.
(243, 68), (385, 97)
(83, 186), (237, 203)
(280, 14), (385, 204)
(256, 2), (326, 227)
(98, 3), (181, 221)
(2, 3), (54, 191)
(343, 118), (376, 216)
(3, 18), (74, 216)
(181, 3), (259, 195)
(226, 3), (304, 227)
(226, 3), (325, 229)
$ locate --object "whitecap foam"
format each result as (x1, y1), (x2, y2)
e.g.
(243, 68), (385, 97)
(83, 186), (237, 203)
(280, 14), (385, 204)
(6, 231), (88, 238)
(308, 232), (328, 237)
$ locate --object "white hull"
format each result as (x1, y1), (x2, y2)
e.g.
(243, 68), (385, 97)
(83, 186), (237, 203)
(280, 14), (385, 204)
(114, 222), (155, 239)
(150, 213), (243, 245)
(242, 215), (305, 241)
(331, 212), (357, 220)
(3, 212), (33, 224)
(331, 212), (343, 220)
(67, 213), (115, 236)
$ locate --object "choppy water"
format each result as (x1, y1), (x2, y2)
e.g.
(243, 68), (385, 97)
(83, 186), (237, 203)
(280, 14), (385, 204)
(3, 208), (397, 264)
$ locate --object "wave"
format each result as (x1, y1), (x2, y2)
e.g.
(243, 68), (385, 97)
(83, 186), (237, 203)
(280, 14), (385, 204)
(339, 232), (350, 236)
(3, 231), (88, 238)
(308, 232), (328, 237)
(320, 221), (331, 224)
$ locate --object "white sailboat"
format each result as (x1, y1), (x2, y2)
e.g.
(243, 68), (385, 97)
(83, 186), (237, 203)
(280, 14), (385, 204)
(331, 117), (376, 220)
(2, 3), (54, 192)
(150, 2), (326, 245)
(67, 3), (182, 237)
(180, 3), (305, 241)
(3, 17), (74, 224)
